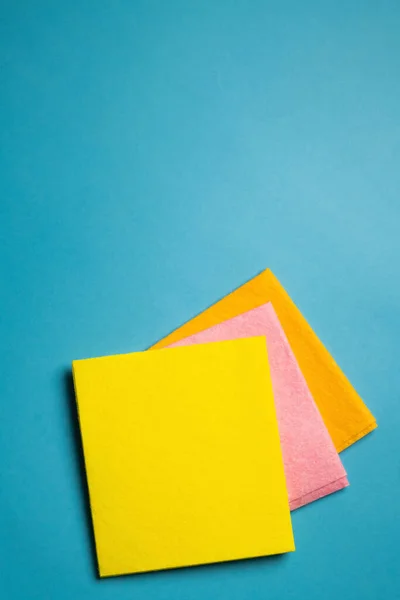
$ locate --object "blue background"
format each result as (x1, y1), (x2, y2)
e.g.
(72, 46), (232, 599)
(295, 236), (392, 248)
(1, 1), (399, 599)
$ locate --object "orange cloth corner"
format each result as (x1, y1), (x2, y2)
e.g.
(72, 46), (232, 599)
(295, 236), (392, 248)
(150, 269), (377, 452)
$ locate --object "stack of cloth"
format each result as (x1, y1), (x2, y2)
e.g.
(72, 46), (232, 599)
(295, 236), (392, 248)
(72, 269), (376, 577)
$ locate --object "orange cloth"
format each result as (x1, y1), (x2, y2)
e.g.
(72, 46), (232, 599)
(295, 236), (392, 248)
(151, 269), (376, 452)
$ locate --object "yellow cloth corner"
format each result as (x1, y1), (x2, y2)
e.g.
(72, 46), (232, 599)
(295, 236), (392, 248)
(73, 337), (294, 577)
(151, 269), (377, 452)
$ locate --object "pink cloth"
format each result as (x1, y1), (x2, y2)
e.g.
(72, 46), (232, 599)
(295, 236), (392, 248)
(168, 302), (348, 510)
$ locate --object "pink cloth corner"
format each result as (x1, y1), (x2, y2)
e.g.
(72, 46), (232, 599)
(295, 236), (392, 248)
(168, 302), (349, 511)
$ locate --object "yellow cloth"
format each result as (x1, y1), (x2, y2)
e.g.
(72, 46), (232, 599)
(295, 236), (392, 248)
(73, 337), (294, 577)
(151, 269), (376, 452)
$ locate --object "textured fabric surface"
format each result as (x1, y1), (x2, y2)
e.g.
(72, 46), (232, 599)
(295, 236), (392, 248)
(169, 303), (349, 510)
(73, 338), (294, 577)
(152, 269), (376, 452)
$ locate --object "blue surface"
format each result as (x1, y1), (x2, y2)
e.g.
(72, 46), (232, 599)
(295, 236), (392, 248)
(1, 1), (399, 599)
